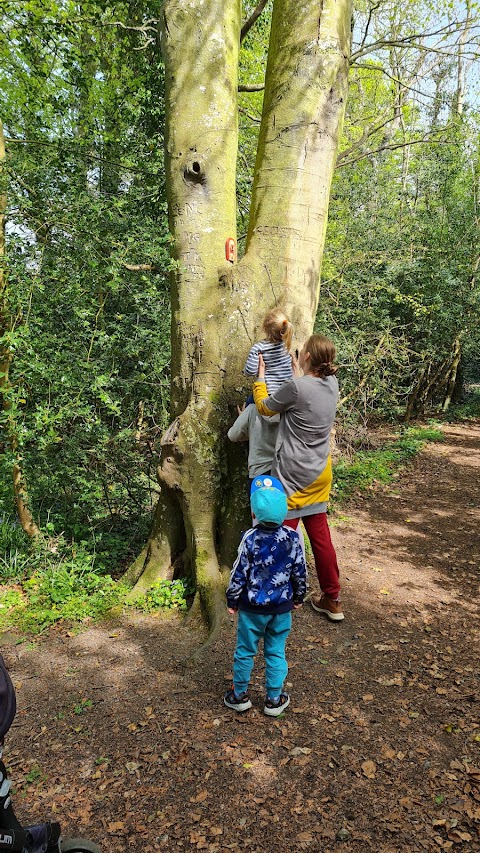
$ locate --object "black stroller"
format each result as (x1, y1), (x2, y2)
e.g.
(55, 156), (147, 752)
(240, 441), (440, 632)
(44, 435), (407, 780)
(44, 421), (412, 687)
(0, 655), (101, 853)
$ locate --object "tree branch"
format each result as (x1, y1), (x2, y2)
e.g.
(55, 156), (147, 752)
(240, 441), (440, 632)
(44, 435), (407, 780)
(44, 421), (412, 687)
(358, 1), (382, 52)
(337, 133), (458, 169)
(351, 19), (480, 63)
(337, 114), (396, 164)
(5, 138), (156, 175)
(353, 62), (446, 103)
(353, 40), (480, 65)
(238, 83), (265, 92)
(122, 263), (159, 272)
(240, 0), (269, 43)
(102, 19), (158, 50)
(239, 106), (261, 123)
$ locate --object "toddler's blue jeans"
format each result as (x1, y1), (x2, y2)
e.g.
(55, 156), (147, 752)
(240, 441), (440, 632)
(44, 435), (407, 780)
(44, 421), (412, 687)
(233, 610), (292, 697)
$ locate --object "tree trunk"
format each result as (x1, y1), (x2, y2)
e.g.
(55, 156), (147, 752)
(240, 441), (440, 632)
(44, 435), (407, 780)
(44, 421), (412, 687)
(405, 365), (427, 422)
(442, 336), (462, 413)
(246, 0), (353, 343)
(455, 0), (472, 117)
(130, 0), (353, 633)
(418, 358), (449, 415)
(0, 122), (40, 537)
(144, 0), (244, 633)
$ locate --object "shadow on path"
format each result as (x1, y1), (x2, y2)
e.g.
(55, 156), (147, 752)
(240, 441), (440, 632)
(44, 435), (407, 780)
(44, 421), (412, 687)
(6, 423), (480, 852)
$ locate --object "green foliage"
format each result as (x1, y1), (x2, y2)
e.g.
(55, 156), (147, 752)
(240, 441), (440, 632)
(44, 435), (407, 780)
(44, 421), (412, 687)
(1, 0), (173, 566)
(332, 426), (443, 505)
(0, 538), (130, 634)
(446, 386), (480, 421)
(24, 765), (43, 784)
(73, 698), (93, 715)
(320, 1), (480, 422)
(0, 506), (194, 632)
(129, 578), (194, 613)
(0, 513), (31, 579)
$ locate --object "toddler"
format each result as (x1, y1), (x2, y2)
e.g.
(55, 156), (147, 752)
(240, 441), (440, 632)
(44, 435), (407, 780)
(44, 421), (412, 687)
(224, 475), (306, 716)
(244, 308), (293, 395)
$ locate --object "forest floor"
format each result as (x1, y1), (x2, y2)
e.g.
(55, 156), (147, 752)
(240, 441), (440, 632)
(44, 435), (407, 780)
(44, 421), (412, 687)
(3, 423), (480, 853)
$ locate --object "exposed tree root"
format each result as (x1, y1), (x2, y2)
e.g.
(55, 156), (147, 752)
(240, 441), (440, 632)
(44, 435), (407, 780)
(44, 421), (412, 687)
(126, 549), (174, 599)
(123, 488), (185, 591)
(181, 581), (228, 666)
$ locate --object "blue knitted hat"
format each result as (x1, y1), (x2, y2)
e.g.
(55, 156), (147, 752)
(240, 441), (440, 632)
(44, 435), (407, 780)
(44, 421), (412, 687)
(250, 475), (287, 526)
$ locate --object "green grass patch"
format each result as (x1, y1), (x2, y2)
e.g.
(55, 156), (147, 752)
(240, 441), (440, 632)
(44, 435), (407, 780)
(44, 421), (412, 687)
(0, 527), (193, 634)
(0, 554), (129, 635)
(73, 698), (93, 715)
(127, 578), (193, 613)
(328, 513), (353, 527)
(332, 425), (443, 506)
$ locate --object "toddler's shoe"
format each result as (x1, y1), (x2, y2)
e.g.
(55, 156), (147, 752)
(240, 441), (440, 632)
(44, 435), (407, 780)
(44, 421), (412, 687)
(224, 687), (252, 712)
(264, 692), (290, 717)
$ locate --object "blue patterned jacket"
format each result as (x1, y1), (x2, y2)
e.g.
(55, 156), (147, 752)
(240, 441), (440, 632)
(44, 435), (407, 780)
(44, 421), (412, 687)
(227, 525), (307, 614)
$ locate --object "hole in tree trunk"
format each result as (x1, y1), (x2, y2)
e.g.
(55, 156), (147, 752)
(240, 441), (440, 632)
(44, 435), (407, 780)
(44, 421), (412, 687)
(184, 161), (206, 185)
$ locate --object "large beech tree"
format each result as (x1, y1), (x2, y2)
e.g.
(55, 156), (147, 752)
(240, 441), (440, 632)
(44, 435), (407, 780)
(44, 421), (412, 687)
(125, 0), (352, 632)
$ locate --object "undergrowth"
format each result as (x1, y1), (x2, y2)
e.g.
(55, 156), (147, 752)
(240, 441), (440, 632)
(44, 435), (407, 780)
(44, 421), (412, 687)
(445, 386), (480, 421)
(128, 579), (194, 613)
(0, 531), (192, 635)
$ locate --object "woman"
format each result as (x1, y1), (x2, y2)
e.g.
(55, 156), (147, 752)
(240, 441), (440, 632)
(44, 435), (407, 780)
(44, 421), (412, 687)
(253, 334), (343, 621)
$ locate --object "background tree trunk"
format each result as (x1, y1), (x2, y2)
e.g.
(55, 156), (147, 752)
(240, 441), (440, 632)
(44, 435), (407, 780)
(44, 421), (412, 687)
(0, 122), (40, 537)
(442, 336), (463, 413)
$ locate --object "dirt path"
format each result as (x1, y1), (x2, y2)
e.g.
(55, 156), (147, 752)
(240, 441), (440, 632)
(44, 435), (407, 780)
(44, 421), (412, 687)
(4, 424), (480, 852)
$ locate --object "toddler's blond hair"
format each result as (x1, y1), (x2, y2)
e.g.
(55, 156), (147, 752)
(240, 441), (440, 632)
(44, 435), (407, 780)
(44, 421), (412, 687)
(262, 309), (293, 352)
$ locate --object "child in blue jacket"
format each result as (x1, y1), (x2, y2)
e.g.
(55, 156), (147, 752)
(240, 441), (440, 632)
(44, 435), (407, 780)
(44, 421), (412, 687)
(224, 475), (306, 716)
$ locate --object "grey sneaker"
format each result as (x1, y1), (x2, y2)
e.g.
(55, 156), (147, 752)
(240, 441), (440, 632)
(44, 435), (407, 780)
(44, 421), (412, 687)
(224, 687), (252, 712)
(264, 692), (290, 717)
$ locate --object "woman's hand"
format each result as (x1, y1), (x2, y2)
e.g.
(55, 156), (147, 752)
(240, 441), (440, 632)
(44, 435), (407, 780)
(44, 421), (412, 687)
(227, 607), (237, 615)
(257, 353), (266, 380)
(237, 403), (246, 415)
(291, 352), (302, 378)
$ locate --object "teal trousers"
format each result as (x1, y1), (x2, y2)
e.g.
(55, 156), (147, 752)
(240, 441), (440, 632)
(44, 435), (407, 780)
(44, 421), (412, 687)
(233, 610), (292, 697)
